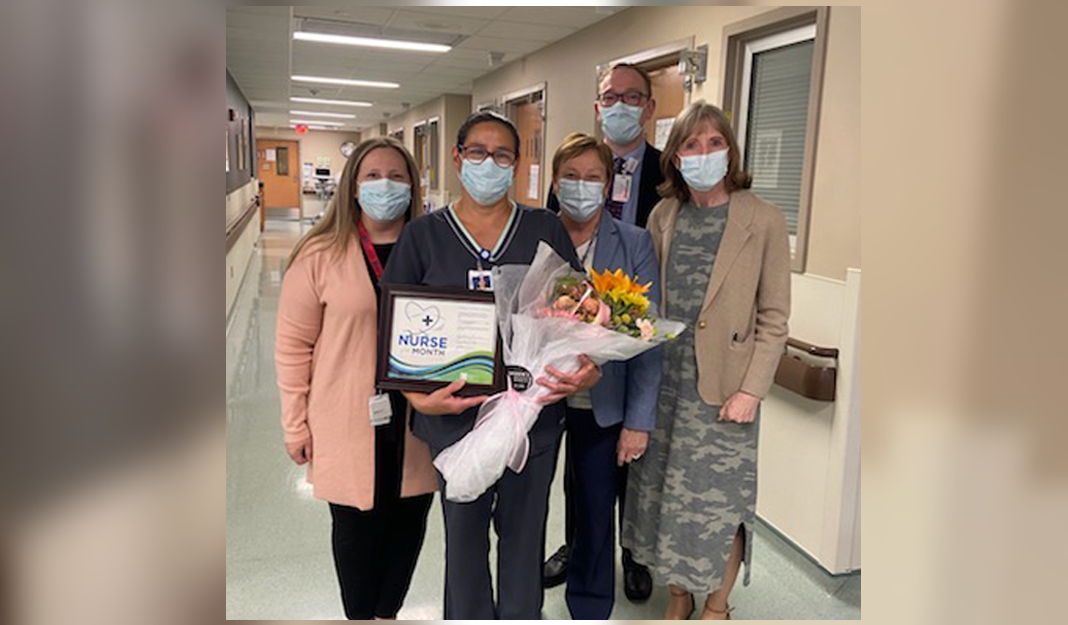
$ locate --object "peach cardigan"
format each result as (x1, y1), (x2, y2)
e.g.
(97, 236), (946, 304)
(275, 234), (437, 510)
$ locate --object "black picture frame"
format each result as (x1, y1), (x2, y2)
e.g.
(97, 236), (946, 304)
(376, 284), (505, 396)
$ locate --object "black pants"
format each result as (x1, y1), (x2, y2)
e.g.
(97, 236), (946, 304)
(329, 495), (432, 619)
(329, 391), (432, 620)
(562, 406), (622, 619)
(561, 414), (631, 548)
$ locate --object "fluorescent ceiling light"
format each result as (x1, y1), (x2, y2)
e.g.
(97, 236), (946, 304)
(290, 96), (372, 108)
(292, 124), (335, 131)
(292, 75), (399, 89)
(289, 110), (357, 118)
(290, 119), (345, 126)
(294, 31), (451, 53)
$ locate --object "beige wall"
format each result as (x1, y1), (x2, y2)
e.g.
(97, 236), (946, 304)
(381, 93), (472, 207)
(804, 6), (861, 280)
(471, 4), (860, 281)
(225, 180), (260, 319)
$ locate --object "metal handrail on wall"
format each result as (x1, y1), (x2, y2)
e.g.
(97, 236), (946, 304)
(226, 195), (260, 254)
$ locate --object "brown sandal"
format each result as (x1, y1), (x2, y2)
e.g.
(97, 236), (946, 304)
(665, 587), (696, 620)
(701, 599), (733, 620)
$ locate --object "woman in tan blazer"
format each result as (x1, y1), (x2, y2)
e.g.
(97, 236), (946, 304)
(621, 101), (790, 620)
(275, 137), (438, 620)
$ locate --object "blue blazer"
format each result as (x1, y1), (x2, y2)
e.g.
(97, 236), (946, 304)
(587, 211), (663, 432)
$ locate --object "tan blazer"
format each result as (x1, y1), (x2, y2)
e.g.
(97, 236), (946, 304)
(647, 190), (791, 405)
(275, 234), (437, 510)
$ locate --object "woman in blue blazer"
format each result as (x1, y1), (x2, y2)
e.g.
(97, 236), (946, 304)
(548, 133), (663, 619)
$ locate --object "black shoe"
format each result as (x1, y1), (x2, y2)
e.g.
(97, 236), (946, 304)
(622, 549), (653, 603)
(543, 544), (569, 588)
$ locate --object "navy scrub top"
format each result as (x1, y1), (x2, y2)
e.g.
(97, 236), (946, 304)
(381, 202), (582, 457)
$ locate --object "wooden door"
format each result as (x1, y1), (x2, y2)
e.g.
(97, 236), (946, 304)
(512, 98), (544, 206)
(413, 124), (429, 200)
(645, 64), (686, 150)
(256, 139), (300, 210)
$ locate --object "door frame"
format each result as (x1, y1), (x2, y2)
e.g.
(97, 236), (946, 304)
(720, 5), (830, 272)
(594, 37), (697, 141)
(501, 82), (547, 206)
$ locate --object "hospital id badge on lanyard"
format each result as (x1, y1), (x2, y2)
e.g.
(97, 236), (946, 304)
(368, 393), (392, 427)
(611, 157), (638, 203)
(468, 253), (493, 292)
(357, 221), (392, 426)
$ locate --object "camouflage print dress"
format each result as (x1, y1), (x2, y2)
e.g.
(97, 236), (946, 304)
(622, 200), (756, 594)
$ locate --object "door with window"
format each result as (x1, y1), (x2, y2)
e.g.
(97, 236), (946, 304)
(727, 17), (824, 270)
(643, 60), (686, 150)
(256, 139), (300, 211)
(506, 88), (545, 207)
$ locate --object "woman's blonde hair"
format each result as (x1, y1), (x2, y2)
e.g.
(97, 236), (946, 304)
(551, 132), (614, 183)
(658, 101), (751, 202)
(288, 137), (423, 265)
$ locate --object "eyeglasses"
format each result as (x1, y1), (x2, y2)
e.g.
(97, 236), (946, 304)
(597, 90), (649, 107)
(459, 145), (516, 167)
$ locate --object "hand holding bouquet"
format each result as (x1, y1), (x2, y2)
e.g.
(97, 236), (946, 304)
(433, 242), (685, 502)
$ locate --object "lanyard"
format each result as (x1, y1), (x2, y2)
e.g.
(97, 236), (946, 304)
(356, 221), (384, 280)
(579, 237), (595, 267)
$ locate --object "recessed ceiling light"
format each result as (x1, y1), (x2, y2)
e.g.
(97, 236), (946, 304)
(294, 31), (451, 53)
(290, 96), (372, 108)
(292, 75), (399, 89)
(290, 119), (345, 126)
(289, 110), (357, 118)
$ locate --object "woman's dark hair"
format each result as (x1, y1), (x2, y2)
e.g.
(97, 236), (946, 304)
(456, 110), (520, 154)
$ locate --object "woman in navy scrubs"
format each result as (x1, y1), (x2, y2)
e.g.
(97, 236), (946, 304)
(381, 111), (602, 620)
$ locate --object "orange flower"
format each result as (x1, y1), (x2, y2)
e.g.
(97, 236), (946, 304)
(590, 268), (651, 296)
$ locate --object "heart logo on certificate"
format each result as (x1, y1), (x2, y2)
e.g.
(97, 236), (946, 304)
(405, 301), (442, 334)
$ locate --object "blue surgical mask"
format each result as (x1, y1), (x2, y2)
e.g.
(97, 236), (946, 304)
(679, 149), (729, 192)
(460, 158), (514, 206)
(557, 179), (604, 222)
(358, 179), (411, 221)
(600, 102), (644, 144)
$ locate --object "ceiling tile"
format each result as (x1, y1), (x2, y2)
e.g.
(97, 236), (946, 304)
(394, 7), (511, 20)
(292, 6), (396, 27)
(482, 20), (575, 42)
(455, 35), (543, 55)
(388, 10), (490, 36)
(499, 7), (618, 28)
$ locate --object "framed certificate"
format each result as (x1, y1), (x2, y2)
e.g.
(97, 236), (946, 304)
(376, 284), (505, 395)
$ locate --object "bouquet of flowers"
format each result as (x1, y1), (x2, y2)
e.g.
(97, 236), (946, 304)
(433, 242), (685, 502)
(544, 268), (672, 341)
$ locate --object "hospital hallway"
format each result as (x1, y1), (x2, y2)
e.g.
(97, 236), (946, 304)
(225, 210), (860, 620)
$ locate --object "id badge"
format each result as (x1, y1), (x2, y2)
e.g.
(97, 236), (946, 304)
(611, 173), (632, 203)
(467, 269), (494, 291)
(368, 393), (392, 427)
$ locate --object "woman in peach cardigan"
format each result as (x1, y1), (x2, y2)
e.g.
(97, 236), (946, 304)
(275, 137), (438, 620)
